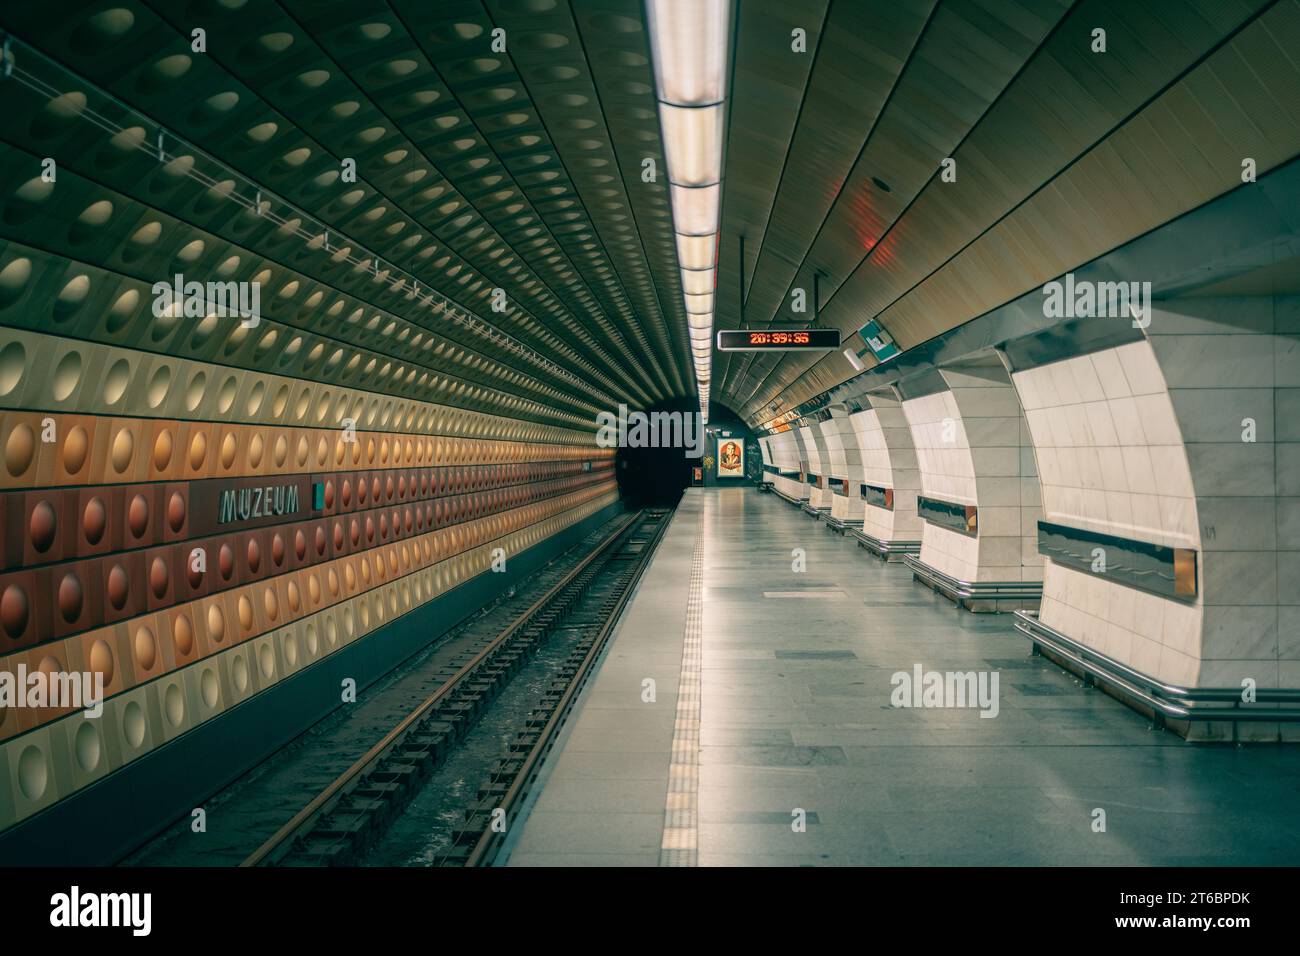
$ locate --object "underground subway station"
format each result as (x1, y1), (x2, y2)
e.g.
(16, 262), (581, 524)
(0, 0), (1297, 938)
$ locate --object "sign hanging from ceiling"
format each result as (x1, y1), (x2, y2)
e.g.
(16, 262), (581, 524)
(716, 329), (841, 352)
(859, 319), (900, 362)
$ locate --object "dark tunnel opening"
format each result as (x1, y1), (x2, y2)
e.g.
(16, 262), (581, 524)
(613, 400), (759, 509)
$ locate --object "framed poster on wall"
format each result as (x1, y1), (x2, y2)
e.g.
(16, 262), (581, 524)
(717, 438), (746, 478)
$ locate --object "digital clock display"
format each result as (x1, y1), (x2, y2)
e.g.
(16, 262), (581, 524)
(716, 329), (841, 351)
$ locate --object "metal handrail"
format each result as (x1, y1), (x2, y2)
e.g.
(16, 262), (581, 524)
(772, 487), (808, 506)
(1014, 611), (1300, 721)
(848, 527), (920, 556)
(903, 554), (1043, 600)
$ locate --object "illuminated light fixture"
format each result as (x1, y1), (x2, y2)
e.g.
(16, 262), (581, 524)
(681, 268), (714, 295)
(684, 292), (715, 313)
(670, 183), (720, 236)
(660, 104), (723, 186)
(648, 0), (731, 424)
(645, 0), (729, 104)
(676, 233), (715, 271)
(844, 348), (865, 372)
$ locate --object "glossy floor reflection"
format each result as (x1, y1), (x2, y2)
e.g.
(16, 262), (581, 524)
(506, 488), (1300, 866)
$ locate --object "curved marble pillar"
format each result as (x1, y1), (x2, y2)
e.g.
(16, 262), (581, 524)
(758, 435), (775, 483)
(798, 423), (831, 510)
(768, 428), (808, 501)
(901, 358), (1043, 605)
(1011, 295), (1299, 741)
(822, 407), (865, 523)
(850, 393), (923, 552)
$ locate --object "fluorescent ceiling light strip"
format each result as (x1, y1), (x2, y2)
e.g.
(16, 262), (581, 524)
(676, 234), (715, 271)
(646, 0), (730, 106)
(660, 103), (723, 186)
(684, 292), (715, 314)
(681, 268), (714, 295)
(670, 183), (720, 237)
(648, 0), (730, 408)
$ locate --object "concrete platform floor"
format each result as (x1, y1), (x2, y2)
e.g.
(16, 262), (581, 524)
(504, 487), (1300, 866)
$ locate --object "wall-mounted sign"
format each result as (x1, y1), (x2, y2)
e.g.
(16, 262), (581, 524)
(859, 319), (900, 362)
(189, 476), (314, 535)
(219, 482), (303, 525)
(717, 438), (746, 478)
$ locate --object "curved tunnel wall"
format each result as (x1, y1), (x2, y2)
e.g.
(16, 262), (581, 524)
(0, 309), (619, 838)
(0, 190), (627, 849)
(790, 426), (813, 499)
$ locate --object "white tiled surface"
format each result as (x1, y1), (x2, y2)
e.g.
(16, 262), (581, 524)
(903, 374), (1042, 583)
(831, 415), (863, 472)
(903, 391), (977, 505)
(771, 474), (807, 500)
(1015, 342), (1199, 550)
(851, 401), (922, 543)
(831, 489), (865, 521)
(921, 522), (980, 582)
(1012, 342), (1208, 691)
(768, 430), (801, 473)
(802, 424), (833, 509)
(1039, 563), (1201, 688)
(798, 425), (823, 475)
(819, 419), (849, 479)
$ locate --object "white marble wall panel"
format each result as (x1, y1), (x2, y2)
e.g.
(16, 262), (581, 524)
(770, 429), (799, 473)
(1012, 296), (1298, 741)
(1154, 297), (1296, 740)
(825, 412), (864, 521)
(903, 362), (1043, 584)
(1015, 340), (1204, 692)
(769, 430), (808, 499)
(771, 473), (807, 501)
(851, 396), (922, 544)
(819, 418), (848, 478)
(800, 424), (832, 509)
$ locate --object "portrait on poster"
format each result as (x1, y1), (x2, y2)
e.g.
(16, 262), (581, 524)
(717, 438), (745, 478)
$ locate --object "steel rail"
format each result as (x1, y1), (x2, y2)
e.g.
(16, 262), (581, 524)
(462, 507), (674, 866)
(241, 510), (642, 867)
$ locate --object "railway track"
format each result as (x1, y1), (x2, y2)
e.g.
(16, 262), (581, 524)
(241, 506), (672, 868)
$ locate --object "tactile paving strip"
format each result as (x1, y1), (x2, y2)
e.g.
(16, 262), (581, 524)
(660, 523), (704, 866)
